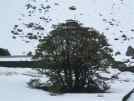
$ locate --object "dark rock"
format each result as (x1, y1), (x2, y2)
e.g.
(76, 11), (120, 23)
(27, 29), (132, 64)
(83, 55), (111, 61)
(126, 46), (134, 57)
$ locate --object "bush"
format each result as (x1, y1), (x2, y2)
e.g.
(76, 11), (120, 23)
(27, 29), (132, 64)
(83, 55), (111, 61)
(33, 20), (115, 93)
(0, 48), (11, 56)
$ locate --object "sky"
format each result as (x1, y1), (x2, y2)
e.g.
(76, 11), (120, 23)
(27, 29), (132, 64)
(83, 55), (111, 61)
(1, 0), (134, 60)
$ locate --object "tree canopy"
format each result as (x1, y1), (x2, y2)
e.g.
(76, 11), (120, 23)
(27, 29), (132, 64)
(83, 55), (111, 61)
(34, 20), (115, 93)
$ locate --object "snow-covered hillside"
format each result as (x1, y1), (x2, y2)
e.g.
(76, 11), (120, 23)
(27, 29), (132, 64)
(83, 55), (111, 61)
(16, 0), (134, 65)
(0, 67), (134, 101)
(49, 0), (134, 65)
(1, 0), (134, 101)
(0, 0), (134, 64)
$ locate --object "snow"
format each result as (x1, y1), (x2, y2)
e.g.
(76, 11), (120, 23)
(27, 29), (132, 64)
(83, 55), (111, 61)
(0, 0), (134, 62)
(1, 0), (134, 100)
(17, 0), (134, 65)
(97, 68), (121, 79)
(0, 67), (134, 101)
(0, 56), (32, 61)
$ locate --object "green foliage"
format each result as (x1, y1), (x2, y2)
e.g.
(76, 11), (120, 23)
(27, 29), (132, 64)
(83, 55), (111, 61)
(48, 84), (64, 94)
(34, 20), (115, 93)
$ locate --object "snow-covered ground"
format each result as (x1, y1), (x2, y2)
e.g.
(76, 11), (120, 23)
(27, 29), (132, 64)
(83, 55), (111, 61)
(1, 0), (133, 64)
(0, 56), (32, 61)
(0, 67), (134, 101)
(14, 0), (134, 65)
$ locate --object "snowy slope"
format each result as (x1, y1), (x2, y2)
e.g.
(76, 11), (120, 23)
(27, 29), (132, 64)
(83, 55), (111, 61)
(0, 0), (134, 63)
(48, 0), (134, 65)
(19, 0), (134, 65)
(0, 67), (134, 101)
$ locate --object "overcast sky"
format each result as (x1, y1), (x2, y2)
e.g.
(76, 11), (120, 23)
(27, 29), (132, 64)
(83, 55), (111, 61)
(0, 0), (134, 57)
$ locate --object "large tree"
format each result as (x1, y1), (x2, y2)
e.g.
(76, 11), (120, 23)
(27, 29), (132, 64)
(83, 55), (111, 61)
(33, 20), (114, 93)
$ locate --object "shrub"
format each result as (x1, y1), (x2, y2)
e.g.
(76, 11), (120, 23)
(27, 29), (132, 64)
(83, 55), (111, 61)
(33, 20), (115, 93)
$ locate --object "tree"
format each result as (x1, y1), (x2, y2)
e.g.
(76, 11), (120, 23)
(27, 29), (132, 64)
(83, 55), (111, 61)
(33, 20), (115, 93)
(0, 48), (11, 56)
